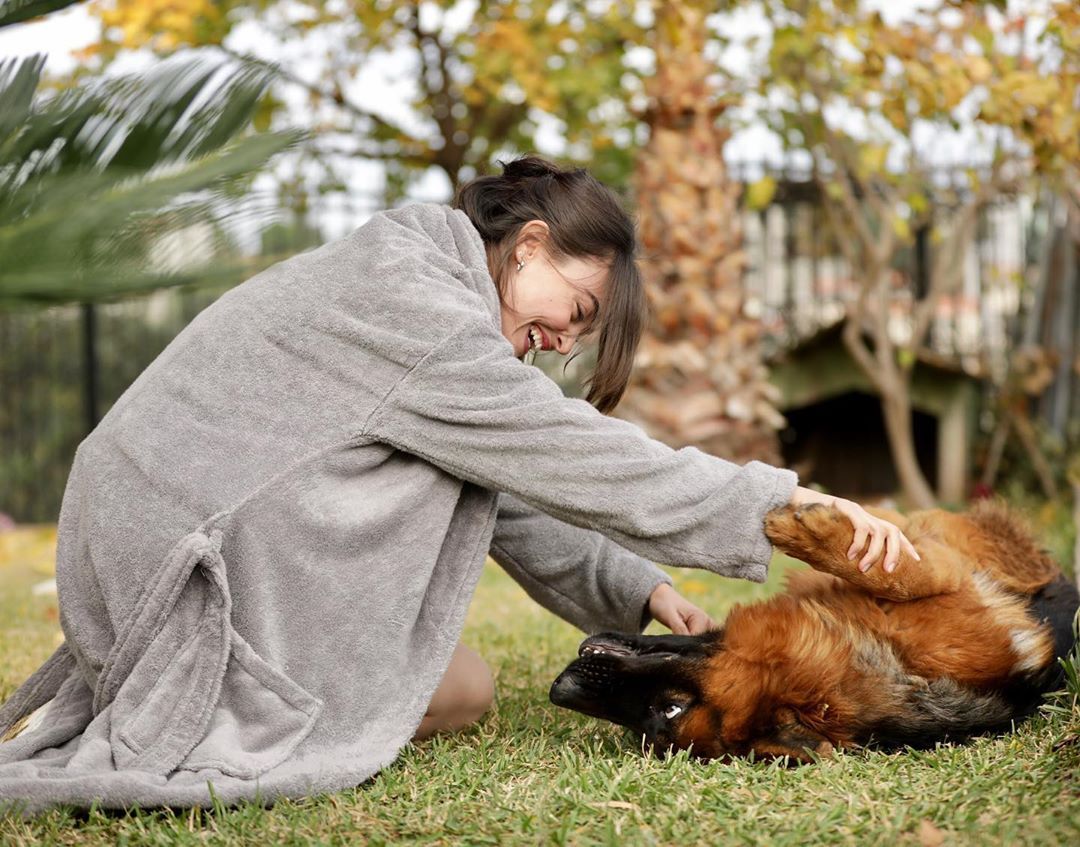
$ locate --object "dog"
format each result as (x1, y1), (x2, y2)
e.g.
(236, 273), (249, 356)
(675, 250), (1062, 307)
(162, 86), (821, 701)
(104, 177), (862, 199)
(550, 500), (1078, 762)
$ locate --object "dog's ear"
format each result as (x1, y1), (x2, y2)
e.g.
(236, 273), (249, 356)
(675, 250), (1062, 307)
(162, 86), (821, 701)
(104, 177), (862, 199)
(748, 707), (834, 763)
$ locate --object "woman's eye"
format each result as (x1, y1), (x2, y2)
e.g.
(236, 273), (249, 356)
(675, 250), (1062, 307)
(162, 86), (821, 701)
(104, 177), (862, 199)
(663, 704), (684, 720)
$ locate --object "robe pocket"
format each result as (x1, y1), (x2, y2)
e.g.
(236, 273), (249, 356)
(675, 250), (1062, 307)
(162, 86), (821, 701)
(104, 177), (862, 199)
(178, 633), (323, 779)
(117, 630), (322, 780)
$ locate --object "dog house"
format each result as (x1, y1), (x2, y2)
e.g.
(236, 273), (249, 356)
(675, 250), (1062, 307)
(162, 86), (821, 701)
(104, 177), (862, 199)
(768, 324), (979, 503)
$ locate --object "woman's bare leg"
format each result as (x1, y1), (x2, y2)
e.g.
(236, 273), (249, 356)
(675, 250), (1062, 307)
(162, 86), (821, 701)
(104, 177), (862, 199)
(413, 643), (494, 741)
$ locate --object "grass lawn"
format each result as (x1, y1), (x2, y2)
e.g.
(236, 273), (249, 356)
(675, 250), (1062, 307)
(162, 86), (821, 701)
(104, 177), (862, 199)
(1, 526), (1078, 846)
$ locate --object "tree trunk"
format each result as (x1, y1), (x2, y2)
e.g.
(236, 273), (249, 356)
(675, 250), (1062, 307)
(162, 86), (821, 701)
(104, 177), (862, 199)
(620, 0), (783, 464)
(879, 381), (937, 508)
(841, 293), (938, 507)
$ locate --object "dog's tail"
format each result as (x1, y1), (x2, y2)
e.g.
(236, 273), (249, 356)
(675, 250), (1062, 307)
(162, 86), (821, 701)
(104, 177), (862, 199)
(966, 499), (1060, 595)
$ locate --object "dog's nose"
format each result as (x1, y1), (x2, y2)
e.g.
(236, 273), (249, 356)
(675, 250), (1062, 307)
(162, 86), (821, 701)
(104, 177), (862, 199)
(549, 672), (583, 707)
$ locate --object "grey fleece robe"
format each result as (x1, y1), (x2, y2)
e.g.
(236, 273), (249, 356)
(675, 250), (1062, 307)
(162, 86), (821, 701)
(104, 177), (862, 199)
(0, 205), (796, 813)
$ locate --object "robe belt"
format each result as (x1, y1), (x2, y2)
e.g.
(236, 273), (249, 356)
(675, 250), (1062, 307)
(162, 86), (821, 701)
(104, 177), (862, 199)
(93, 526), (233, 775)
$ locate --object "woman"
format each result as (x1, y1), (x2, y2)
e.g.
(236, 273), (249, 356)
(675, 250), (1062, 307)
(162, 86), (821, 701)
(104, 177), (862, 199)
(0, 156), (914, 812)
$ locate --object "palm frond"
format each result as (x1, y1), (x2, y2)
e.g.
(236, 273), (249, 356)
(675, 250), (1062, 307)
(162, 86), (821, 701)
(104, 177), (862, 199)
(0, 0), (81, 30)
(2, 54), (285, 186)
(0, 54), (42, 143)
(0, 50), (305, 304)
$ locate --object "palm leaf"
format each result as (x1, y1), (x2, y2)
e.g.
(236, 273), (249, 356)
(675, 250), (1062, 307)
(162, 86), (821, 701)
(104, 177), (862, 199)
(0, 50), (305, 304)
(0, 0), (81, 30)
(0, 54), (42, 143)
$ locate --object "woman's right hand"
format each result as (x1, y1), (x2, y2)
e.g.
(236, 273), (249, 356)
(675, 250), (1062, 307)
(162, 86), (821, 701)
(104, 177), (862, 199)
(647, 583), (716, 635)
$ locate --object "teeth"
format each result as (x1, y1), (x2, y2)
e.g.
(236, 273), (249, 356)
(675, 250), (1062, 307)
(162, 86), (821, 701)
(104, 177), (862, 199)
(529, 326), (542, 351)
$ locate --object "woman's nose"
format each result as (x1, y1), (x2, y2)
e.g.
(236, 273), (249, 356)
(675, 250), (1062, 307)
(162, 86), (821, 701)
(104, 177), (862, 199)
(554, 332), (575, 355)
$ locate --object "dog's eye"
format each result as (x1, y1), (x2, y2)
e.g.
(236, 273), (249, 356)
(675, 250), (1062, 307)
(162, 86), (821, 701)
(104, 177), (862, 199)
(663, 704), (684, 720)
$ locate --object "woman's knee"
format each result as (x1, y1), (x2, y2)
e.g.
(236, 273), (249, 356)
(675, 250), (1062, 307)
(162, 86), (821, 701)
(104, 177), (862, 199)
(448, 644), (494, 721)
(416, 644), (493, 739)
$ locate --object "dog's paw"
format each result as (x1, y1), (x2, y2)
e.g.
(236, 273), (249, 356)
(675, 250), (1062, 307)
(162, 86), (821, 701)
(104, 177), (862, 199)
(765, 503), (837, 542)
(765, 504), (852, 563)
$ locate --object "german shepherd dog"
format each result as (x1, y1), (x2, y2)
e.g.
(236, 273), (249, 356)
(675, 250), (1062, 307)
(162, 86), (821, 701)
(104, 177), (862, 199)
(550, 501), (1078, 762)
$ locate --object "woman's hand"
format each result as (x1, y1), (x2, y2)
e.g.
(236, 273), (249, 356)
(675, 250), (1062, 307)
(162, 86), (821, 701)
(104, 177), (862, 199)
(647, 583), (716, 635)
(790, 486), (920, 574)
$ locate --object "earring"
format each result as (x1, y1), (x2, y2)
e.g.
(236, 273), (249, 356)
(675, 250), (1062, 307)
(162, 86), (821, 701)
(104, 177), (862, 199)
(516, 258), (525, 272)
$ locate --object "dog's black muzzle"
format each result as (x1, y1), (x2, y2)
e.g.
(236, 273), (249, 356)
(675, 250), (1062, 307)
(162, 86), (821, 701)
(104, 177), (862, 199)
(549, 631), (716, 728)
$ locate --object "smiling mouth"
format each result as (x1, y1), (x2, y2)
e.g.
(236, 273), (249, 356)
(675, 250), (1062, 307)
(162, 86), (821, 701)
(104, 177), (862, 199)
(527, 325), (547, 354)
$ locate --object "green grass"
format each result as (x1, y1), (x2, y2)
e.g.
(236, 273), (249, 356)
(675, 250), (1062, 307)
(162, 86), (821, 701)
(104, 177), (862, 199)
(1, 538), (1078, 846)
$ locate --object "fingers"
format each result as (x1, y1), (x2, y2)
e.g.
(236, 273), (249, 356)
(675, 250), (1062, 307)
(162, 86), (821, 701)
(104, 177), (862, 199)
(847, 522), (869, 562)
(684, 610), (714, 636)
(648, 584), (715, 636)
(880, 525), (903, 573)
(855, 516), (919, 573)
(829, 498), (923, 574)
(882, 526), (920, 572)
(858, 526), (886, 572)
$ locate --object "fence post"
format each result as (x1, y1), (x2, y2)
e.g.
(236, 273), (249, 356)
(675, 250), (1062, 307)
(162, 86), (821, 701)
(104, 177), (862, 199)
(81, 302), (99, 434)
(913, 224), (930, 300)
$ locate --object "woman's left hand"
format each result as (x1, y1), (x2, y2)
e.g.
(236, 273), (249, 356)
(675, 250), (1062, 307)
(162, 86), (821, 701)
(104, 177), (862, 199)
(647, 583), (716, 635)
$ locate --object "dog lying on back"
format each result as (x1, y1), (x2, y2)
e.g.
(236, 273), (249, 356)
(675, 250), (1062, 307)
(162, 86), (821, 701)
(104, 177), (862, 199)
(550, 501), (1078, 762)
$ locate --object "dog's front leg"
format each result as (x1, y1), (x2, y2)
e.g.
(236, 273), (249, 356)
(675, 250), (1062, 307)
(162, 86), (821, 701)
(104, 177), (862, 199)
(764, 504), (964, 601)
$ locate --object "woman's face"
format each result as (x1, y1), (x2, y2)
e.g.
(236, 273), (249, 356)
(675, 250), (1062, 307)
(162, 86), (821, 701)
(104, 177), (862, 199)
(499, 222), (608, 359)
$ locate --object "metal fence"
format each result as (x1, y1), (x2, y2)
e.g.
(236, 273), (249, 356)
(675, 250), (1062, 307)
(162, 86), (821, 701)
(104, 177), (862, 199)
(0, 289), (227, 522)
(729, 161), (1038, 379)
(0, 170), (1075, 522)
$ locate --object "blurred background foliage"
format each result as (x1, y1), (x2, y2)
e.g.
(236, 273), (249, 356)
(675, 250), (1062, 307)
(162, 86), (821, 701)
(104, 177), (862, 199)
(0, 0), (304, 303)
(0, 0), (1077, 576)
(76, 0), (653, 195)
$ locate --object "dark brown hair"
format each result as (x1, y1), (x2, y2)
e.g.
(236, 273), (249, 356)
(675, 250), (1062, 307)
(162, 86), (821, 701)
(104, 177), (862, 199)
(453, 155), (645, 414)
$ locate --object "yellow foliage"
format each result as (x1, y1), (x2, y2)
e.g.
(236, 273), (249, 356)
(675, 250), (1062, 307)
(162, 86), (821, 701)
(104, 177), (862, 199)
(744, 175), (778, 211)
(92, 0), (222, 50)
(858, 144), (888, 175)
(906, 191), (928, 216)
(966, 55), (993, 85)
(671, 577), (710, 598)
(891, 215), (911, 242)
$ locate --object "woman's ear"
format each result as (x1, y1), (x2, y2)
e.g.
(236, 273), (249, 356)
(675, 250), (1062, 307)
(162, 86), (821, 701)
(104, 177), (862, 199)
(748, 707), (835, 763)
(515, 219), (550, 262)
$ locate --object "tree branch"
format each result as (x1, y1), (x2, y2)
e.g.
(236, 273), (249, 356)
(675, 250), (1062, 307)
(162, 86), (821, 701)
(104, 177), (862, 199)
(407, 4), (471, 184)
(802, 83), (882, 259)
(817, 189), (864, 273)
(309, 138), (436, 169)
(214, 44), (416, 143)
(908, 156), (1015, 351)
(842, 309), (886, 392)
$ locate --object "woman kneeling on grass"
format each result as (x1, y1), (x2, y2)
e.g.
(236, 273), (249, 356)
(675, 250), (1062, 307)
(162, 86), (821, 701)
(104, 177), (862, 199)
(0, 156), (916, 813)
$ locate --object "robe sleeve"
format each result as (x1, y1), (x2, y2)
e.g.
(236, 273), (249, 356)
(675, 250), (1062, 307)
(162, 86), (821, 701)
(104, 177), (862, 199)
(363, 308), (797, 583)
(489, 494), (671, 634)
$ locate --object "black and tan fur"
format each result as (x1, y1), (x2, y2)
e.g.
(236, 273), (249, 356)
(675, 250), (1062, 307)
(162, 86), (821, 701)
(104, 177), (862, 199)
(550, 500), (1078, 761)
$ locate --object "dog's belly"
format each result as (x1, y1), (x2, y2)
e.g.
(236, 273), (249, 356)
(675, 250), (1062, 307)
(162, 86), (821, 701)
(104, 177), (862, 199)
(863, 578), (1057, 689)
(837, 615), (1038, 748)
